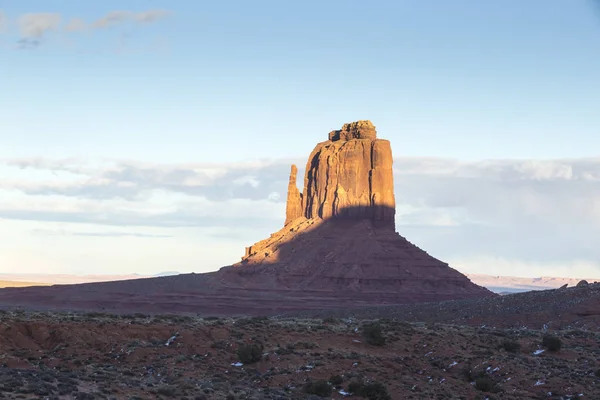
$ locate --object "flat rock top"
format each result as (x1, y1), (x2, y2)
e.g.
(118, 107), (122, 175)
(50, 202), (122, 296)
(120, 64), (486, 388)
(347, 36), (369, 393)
(329, 120), (377, 141)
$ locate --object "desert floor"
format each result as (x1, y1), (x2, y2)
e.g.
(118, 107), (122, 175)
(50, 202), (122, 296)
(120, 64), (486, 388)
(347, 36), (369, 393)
(0, 308), (598, 400)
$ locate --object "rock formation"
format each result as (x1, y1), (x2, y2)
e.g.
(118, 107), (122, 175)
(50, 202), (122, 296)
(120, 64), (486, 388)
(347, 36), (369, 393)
(284, 165), (303, 225)
(288, 120), (396, 227)
(226, 120), (495, 309)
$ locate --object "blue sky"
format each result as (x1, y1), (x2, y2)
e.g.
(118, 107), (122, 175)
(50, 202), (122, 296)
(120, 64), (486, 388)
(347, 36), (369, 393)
(1, 0), (600, 278)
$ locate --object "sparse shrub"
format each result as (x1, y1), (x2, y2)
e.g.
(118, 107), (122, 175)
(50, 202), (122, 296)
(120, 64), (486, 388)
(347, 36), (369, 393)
(542, 334), (562, 351)
(363, 322), (386, 346)
(475, 376), (495, 392)
(348, 381), (391, 400)
(501, 339), (520, 353)
(303, 380), (332, 397)
(595, 369), (600, 378)
(329, 374), (344, 385)
(156, 385), (177, 397)
(236, 344), (262, 364)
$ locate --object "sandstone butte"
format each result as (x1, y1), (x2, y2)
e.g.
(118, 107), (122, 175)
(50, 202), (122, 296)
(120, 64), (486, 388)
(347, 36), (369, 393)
(0, 121), (495, 316)
(214, 120), (495, 307)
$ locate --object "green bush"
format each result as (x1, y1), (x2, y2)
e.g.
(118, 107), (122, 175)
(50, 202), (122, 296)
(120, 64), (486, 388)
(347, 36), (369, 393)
(236, 344), (262, 364)
(363, 322), (386, 346)
(348, 381), (391, 400)
(542, 334), (562, 351)
(501, 339), (520, 353)
(329, 374), (344, 385)
(303, 380), (332, 397)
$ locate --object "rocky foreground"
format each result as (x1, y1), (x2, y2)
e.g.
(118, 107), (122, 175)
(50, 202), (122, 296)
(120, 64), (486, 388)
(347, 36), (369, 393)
(0, 284), (598, 399)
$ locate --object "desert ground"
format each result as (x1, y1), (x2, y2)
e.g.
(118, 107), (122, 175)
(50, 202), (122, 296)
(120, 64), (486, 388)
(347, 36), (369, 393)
(0, 283), (598, 400)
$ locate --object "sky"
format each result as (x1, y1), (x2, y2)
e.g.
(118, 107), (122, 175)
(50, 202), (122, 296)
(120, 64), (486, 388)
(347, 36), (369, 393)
(1, 0), (600, 278)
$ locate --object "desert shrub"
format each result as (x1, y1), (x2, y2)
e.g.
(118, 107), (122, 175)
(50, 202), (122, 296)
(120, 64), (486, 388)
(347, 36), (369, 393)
(542, 334), (562, 351)
(475, 377), (495, 392)
(329, 374), (344, 385)
(303, 380), (332, 397)
(348, 381), (391, 400)
(501, 339), (520, 353)
(236, 344), (262, 364)
(75, 393), (96, 400)
(363, 322), (386, 346)
(156, 385), (177, 397)
(595, 369), (600, 377)
(234, 316), (268, 328)
(461, 365), (477, 381)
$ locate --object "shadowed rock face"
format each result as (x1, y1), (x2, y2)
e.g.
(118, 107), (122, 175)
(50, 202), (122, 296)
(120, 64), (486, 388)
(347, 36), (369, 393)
(285, 120), (395, 228)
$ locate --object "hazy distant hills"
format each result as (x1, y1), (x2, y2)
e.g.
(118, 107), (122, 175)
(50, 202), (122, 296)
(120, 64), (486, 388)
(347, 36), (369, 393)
(465, 274), (597, 293)
(0, 271), (596, 293)
(0, 271), (181, 286)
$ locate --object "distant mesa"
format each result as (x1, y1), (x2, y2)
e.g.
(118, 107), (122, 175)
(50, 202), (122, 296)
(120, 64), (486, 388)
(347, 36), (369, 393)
(154, 271), (181, 277)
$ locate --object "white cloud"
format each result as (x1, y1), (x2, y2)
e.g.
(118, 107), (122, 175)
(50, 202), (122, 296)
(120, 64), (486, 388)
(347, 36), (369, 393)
(92, 11), (132, 28)
(1, 158), (293, 202)
(92, 10), (170, 29)
(1, 156), (599, 277)
(451, 256), (600, 280)
(2, 9), (171, 50)
(65, 17), (87, 32)
(0, 10), (7, 32)
(134, 10), (172, 24)
(17, 13), (61, 38)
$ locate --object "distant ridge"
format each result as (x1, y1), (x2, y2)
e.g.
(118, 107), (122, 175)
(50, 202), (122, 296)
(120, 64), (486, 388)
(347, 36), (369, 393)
(153, 271), (181, 277)
(0, 272), (595, 292)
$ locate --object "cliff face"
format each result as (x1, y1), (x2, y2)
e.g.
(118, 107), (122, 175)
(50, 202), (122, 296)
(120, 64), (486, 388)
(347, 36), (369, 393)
(285, 120), (395, 228)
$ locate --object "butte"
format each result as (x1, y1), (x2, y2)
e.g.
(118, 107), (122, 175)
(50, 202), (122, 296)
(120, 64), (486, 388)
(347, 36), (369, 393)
(212, 120), (495, 309)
